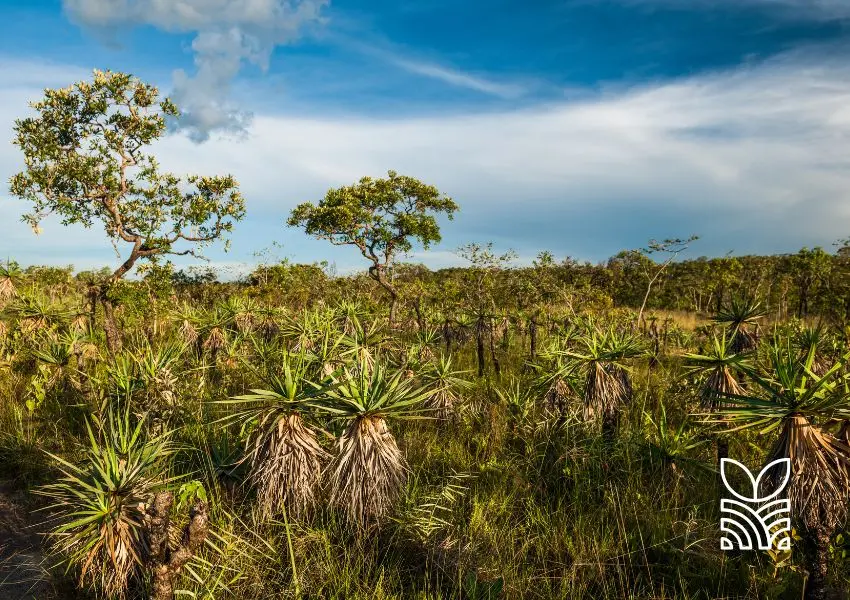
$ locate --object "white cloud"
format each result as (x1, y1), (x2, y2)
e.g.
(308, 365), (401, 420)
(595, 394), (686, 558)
(61, 0), (327, 141)
(387, 58), (527, 98)
(619, 0), (850, 20)
(3, 53), (850, 271)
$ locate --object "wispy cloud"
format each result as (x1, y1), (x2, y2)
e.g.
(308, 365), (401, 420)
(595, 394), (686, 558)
(616, 0), (850, 20)
(3, 52), (850, 270)
(388, 57), (527, 98)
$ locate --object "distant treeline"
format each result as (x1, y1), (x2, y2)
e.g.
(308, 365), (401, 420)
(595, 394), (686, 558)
(11, 244), (849, 324)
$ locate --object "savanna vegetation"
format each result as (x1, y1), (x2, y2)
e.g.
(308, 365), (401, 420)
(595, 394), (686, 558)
(3, 70), (850, 600)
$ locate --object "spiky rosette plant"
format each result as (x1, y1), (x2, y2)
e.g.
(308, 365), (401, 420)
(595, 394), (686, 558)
(132, 339), (186, 425)
(562, 328), (644, 440)
(339, 315), (386, 371)
(684, 333), (750, 468)
(220, 350), (329, 520)
(320, 358), (433, 530)
(712, 341), (850, 600)
(712, 296), (765, 353)
(421, 355), (471, 420)
(795, 323), (832, 377)
(533, 343), (578, 416)
(0, 260), (22, 305)
(684, 334), (750, 410)
(36, 407), (175, 599)
(5, 292), (73, 337)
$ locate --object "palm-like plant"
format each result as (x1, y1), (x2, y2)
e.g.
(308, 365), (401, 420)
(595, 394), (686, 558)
(221, 350), (330, 519)
(795, 323), (832, 377)
(562, 328), (644, 440)
(339, 315), (386, 370)
(37, 408), (174, 598)
(0, 260), (22, 304)
(320, 359), (432, 529)
(713, 341), (850, 599)
(712, 296), (765, 353)
(685, 334), (750, 410)
(421, 355), (471, 420)
(685, 333), (750, 467)
(533, 343), (578, 416)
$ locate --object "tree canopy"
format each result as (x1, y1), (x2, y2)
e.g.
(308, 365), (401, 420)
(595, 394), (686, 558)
(9, 69), (246, 283)
(287, 170), (458, 322)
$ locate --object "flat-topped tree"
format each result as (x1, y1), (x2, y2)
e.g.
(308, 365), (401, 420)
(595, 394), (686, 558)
(288, 171), (457, 325)
(9, 70), (245, 351)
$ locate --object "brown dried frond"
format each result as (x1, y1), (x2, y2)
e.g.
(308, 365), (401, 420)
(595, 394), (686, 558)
(251, 412), (329, 520)
(202, 327), (226, 353)
(328, 415), (406, 529)
(235, 311), (255, 334)
(544, 377), (571, 415)
(179, 319), (198, 345)
(700, 367), (744, 410)
(427, 387), (458, 421)
(0, 276), (15, 303)
(766, 415), (850, 533)
(583, 362), (631, 422)
(71, 313), (88, 332)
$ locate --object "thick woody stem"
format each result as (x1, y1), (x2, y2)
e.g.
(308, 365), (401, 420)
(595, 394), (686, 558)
(145, 491), (209, 600)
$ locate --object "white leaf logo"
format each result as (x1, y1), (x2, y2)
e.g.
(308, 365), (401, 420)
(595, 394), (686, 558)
(719, 458), (791, 551)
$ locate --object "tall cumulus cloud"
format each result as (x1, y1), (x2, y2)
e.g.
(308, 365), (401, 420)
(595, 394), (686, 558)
(62, 0), (328, 141)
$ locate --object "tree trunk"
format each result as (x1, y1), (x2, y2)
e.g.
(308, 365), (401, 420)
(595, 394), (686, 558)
(413, 298), (425, 332)
(101, 294), (122, 353)
(803, 526), (832, 600)
(601, 409), (618, 444)
(145, 491), (210, 600)
(489, 319), (500, 376)
(389, 293), (398, 326)
(370, 266), (399, 326)
(476, 317), (486, 377)
(529, 318), (538, 361)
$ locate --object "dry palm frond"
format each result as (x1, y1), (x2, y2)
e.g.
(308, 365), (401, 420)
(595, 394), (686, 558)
(179, 319), (199, 345)
(222, 351), (329, 520)
(0, 262), (21, 304)
(71, 313), (88, 332)
(700, 367), (744, 409)
(203, 326), (226, 353)
(421, 356), (471, 421)
(320, 360), (432, 529)
(685, 335), (750, 410)
(766, 415), (849, 532)
(328, 415), (407, 528)
(544, 376), (572, 415)
(251, 412), (329, 519)
(583, 362), (631, 422)
(0, 276), (15, 303)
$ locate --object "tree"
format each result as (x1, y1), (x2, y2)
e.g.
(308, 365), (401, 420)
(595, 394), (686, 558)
(787, 247), (832, 318)
(635, 236), (699, 327)
(9, 70), (245, 351)
(287, 170), (458, 325)
(456, 243), (516, 377)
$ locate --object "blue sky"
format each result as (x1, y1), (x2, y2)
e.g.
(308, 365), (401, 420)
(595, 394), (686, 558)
(2, 0), (850, 275)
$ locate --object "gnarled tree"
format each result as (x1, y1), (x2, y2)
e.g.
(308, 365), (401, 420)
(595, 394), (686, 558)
(287, 170), (457, 325)
(10, 69), (245, 351)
